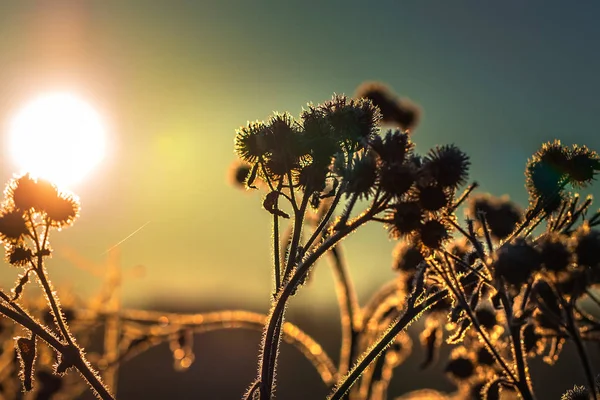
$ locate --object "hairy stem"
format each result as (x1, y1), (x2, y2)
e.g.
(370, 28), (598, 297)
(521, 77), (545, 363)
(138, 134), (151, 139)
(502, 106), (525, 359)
(328, 245), (360, 376)
(328, 289), (448, 400)
(497, 291), (535, 400)
(565, 300), (597, 400)
(35, 254), (113, 399)
(257, 210), (375, 400)
(0, 298), (114, 400)
(304, 181), (346, 252)
(329, 268), (483, 399)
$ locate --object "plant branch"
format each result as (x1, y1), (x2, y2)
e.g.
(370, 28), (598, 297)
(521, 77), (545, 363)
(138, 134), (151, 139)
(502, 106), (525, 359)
(257, 207), (376, 400)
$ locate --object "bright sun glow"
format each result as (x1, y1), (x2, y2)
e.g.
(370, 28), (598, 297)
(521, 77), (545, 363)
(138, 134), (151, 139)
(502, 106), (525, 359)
(9, 93), (106, 188)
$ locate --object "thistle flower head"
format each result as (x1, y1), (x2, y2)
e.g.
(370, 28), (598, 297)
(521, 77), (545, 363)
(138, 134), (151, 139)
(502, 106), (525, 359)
(423, 144), (470, 189)
(264, 112), (306, 158)
(320, 94), (382, 151)
(5, 174), (59, 214)
(474, 307), (498, 330)
(538, 232), (572, 273)
(525, 141), (572, 210)
(354, 81), (421, 131)
(561, 385), (591, 400)
(344, 152), (378, 199)
(0, 209), (30, 244)
(297, 163), (328, 193)
(572, 223), (600, 268)
(467, 194), (523, 241)
(417, 218), (451, 251)
(234, 120), (269, 163)
(370, 129), (413, 165)
(445, 351), (476, 381)
(392, 241), (425, 272)
(6, 245), (33, 267)
(300, 104), (339, 166)
(492, 238), (542, 286)
(566, 145), (600, 187)
(386, 201), (423, 239)
(378, 162), (415, 199)
(416, 185), (451, 212)
(44, 191), (80, 229)
(228, 160), (254, 190)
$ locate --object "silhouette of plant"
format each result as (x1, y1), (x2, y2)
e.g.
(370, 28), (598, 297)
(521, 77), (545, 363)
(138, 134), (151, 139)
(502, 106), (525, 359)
(230, 82), (600, 400)
(0, 81), (599, 399)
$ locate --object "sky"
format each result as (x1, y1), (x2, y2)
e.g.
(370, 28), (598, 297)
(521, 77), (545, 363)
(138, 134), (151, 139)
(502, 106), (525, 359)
(0, 1), (599, 312)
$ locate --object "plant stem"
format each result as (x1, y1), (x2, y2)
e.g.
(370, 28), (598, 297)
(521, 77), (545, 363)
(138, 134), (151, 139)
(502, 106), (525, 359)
(496, 291), (535, 400)
(0, 299), (114, 400)
(509, 324), (535, 400)
(329, 267), (483, 399)
(35, 259), (74, 345)
(273, 210), (281, 293)
(258, 210), (374, 400)
(328, 245), (360, 377)
(35, 256), (114, 399)
(304, 182), (346, 252)
(283, 191), (310, 281)
(328, 289), (448, 400)
(565, 300), (597, 400)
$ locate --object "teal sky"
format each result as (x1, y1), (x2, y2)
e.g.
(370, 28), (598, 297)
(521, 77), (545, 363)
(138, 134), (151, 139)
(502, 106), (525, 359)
(0, 1), (599, 311)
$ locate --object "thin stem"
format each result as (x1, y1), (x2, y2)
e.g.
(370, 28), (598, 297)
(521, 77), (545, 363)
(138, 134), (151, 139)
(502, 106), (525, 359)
(0, 299), (114, 399)
(304, 181), (346, 252)
(257, 209), (374, 400)
(26, 211), (40, 252)
(497, 292), (535, 400)
(328, 245), (360, 376)
(33, 248), (113, 399)
(328, 267), (483, 399)
(273, 181), (284, 293)
(35, 259), (73, 345)
(448, 181), (479, 213)
(328, 289), (447, 400)
(336, 193), (359, 228)
(509, 324), (535, 400)
(436, 260), (519, 386)
(244, 380), (260, 400)
(283, 190), (310, 281)
(443, 250), (491, 284)
(565, 299), (597, 400)
(477, 212), (494, 254)
(286, 171), (299, 213)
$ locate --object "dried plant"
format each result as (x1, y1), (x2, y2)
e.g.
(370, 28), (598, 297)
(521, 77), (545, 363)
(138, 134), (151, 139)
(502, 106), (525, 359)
(0, 82), (599, 399)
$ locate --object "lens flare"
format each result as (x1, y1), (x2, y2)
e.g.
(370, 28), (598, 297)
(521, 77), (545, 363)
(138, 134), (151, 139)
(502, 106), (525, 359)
(8, 93), (106, 187)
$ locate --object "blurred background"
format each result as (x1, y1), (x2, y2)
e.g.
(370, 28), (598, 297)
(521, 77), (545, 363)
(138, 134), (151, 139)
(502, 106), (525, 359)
(0, 1), (599, 398)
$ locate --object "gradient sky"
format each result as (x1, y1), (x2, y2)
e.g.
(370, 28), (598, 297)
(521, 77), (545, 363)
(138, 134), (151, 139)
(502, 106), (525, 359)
(0, 1), (599, 312)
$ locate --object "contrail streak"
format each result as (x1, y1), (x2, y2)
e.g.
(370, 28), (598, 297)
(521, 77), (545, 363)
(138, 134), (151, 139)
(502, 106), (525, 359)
(101, 221), (151, 255)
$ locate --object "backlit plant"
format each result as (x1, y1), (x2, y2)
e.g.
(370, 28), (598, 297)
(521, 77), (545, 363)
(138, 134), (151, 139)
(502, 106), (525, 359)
(0, 82), (599, 399)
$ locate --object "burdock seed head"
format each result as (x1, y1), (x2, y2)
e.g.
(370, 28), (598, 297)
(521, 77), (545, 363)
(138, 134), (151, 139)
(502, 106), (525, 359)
(538, 232), (572, 273)
(354, 81), (421, 131)
(573, 224), (600, 268)
(492, 238), (542, 286)
(416, 185), (451, 212)
(392, 241), (425, 273)
(423, 144), (470, 189)
(0, 209), (30, 244)
(234, 120), (269, 163)
(445, 354), (475, 381)
(386, 201), (424, 239)
(417, 218), (451, 251)
(566, 145), (600, 187)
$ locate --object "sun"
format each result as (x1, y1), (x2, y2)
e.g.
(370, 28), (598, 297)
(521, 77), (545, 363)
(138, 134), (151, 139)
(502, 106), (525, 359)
(8, 93), (107, 188)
